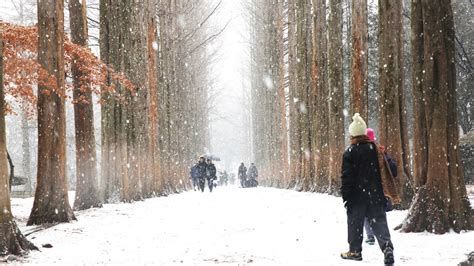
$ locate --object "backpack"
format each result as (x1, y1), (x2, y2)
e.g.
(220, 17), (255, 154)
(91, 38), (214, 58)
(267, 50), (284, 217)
(384, 154), (398, 178)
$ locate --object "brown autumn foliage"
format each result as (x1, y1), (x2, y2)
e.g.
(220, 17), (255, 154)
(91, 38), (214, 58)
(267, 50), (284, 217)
(0, 21), (135, 116)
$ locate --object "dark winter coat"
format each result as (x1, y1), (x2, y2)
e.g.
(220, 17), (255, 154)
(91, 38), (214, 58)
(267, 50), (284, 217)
(207, 163), (217, 179)
(340, 136), (386, 208)
(193, 162), (208, 179)
(238, 165), (247, 178)
(248, 165), (258, 179)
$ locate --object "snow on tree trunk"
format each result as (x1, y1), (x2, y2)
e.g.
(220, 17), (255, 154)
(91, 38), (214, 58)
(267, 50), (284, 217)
(327, 0), (345, 195)
(401, 0), (473, 233)
(350, 0), (368, 120)
(28, 0), (75, 225)
(68, 0), (102, 211)
(377, 0), (414, 209)
(0, 27), (37, 257)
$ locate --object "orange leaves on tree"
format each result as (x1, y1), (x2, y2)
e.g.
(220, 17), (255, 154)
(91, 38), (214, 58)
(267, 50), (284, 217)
(0, 22), (136, 117)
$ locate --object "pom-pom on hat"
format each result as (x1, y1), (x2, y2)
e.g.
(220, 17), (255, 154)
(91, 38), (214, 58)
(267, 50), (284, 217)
(349, 113), (367, 137)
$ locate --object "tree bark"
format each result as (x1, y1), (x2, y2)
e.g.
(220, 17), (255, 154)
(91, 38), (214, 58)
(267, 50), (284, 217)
(401, 0), (472, 233)
(28, 0), (75, 225)
(327, 0), (344, 195)
(311, 0), (329, 192)
(287, 0), (300, 189)
(411, 0), (428, 188)
(0, 28), (37, 256)
(68, 0), (102, 211)
(350, 0), (368, 120)
(276, 0), (289, 188)
(378, 0), (414, 208)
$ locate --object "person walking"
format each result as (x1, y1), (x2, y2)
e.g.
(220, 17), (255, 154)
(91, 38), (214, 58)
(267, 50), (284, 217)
(206, 158), (217, 192)
(192, 156), (207, 192)
(340, 113), (395, 265)
(238, 163), (247, 188)
(247, 163), (259, 187)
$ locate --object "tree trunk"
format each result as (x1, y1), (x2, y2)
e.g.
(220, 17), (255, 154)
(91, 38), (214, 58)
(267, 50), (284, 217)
(377, 0), (414, 208)
(350, 0), (368, 120)
(311, 0), (329, 192)
(411, 0), (428, 188)
(28, 0), (75, 225)
(0, 30), (37, 255)
(100, 0), (152, 202)
(401, 0), (472, 233)
(21, 107), (32, 194)
(276, 0), (288, 188)
(327, 0), (344, 195)
(100, 0), (128, 203)
(296, 0), (313, 192)
(287, 0), (300, 189)
(68, 0), (102, 211)
(147, 0), (160, 196)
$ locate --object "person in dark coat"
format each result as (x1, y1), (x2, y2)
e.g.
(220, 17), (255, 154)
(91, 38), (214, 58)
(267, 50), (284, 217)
(238, 163), (247, 187)
(206, 159), (217, 192)
(340, 113), (394, 265)
(364, 128), (396, 245)
(192, 156), (207, 192)
(246, 163), (259, 187)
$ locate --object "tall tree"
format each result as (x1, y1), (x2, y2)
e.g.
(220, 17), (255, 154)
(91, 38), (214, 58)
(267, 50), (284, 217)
(68, 0), (102, 210)
(377, 0), (414, 208)
(288, 0), (300, 189)
(297, 0), (313, 191)
(327, 0), (345, 194)
(100, 0), (154, 202)
(350, 0), (368, 119)
(401, 0), (472, 233)
(411, 0), (428, 188)
(276, 0), (289, 187)
(311, 0), (329, 192)
(0, 27), (37, 257)
(28, 0), (75, 225)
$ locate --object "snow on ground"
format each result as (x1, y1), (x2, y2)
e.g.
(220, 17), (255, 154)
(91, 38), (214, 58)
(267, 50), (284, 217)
(10, 187), (474, 265)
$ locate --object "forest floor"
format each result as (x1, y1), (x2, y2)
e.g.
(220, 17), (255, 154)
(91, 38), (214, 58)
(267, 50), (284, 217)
(9, 186), (474, 265)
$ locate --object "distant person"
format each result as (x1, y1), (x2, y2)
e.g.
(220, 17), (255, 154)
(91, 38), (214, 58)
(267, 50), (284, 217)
(191, 156), (207, 192)
(246, 163), (259, 187)
(340, 113), (394, 265)
(238, 163), (247, 187)
(206, 158), (217, 192)
(220, 170), (229, 186)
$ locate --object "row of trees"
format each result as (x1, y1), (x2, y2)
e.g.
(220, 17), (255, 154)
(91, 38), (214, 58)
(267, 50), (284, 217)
(1, 0), (220, 255)
(247, 0), (472, 233)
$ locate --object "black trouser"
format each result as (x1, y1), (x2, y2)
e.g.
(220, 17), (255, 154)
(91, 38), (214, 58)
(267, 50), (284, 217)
(207, 177), (215, 191)
(198, 177), (206, 192)
(347, 203), (393, 253)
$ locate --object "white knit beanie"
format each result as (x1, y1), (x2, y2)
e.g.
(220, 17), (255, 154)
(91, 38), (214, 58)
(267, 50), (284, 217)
(349, 113), (367, 137)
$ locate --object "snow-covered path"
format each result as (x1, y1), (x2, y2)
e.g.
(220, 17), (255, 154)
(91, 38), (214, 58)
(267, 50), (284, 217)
(12, 187), (473, 265)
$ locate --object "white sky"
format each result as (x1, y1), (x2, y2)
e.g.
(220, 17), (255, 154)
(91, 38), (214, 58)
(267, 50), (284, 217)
(208, 0), (251, 172)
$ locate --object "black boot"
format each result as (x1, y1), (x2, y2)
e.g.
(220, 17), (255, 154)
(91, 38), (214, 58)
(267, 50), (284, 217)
(384, 246), (394, 265)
